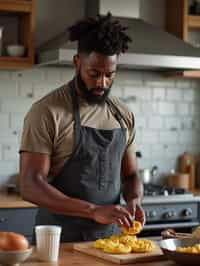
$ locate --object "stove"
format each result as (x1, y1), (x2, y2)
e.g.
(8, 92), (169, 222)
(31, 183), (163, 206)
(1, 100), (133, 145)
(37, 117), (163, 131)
(144, 184), (192, 197)
(125, 184), (200, 238)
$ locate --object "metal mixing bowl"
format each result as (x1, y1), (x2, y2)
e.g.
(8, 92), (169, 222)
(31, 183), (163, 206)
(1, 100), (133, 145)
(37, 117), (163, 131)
(159, 238), (200, 265)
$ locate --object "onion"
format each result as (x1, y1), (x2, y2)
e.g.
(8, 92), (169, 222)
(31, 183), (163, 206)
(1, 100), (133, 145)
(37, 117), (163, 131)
(0, 232), (29, 251)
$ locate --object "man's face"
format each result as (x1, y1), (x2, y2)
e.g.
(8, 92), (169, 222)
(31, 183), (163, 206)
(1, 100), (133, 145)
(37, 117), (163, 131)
(75, 52), (118, 104)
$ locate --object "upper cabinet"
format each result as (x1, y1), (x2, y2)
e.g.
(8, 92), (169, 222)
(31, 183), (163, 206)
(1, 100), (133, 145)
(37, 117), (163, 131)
(0, 0), (35, 70)
(166, 0), (200, 78)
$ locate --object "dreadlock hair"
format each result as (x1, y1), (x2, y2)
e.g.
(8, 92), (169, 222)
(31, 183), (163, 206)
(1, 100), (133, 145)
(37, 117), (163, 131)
(68, 12), (132, 56)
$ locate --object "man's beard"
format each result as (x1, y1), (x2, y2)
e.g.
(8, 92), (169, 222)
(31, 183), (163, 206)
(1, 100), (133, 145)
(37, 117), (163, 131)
(76, 72), (112, 104)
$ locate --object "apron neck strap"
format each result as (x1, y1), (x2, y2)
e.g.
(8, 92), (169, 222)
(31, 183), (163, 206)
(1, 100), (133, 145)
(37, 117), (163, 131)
(106, 98), (125, 129)
(69, 80), (81, 147)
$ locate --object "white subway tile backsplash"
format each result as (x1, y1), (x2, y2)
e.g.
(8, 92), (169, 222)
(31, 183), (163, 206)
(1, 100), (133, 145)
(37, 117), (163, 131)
(135, 116), (146, 130)
(0, 71), (11, 80)
(165, 117), (181, 130)
(0, 68), (200, 184)
(11, 69), (47, 83)
(141, 102), (157, 115)
(127, 102), (141, 115)
(148, 116), (163, 130)
(190, 103), (200, 115)
(177, 103), (189, 116)
(159, 131), (179, 144)
(3, 146), (19, 161)
(152, 87), (165, 101)
(0, 114), (9, 129)
(18, 82), (33, 98)
(141, 131), (159, 144)
(176, 80), (192, 89)
(60, 68), (75, 83)
(0, 161), (17, 176)
(166, 88), (183, 101)
(158, 102), (176, 115)
(124, 86), (152, 101)
(111, 85), (123, 98)
(10, 114), (24, 130)
(178, 130), (198, 145)
(183, 88), (197, 102)
(1, 99), (34, 113)
(0, 81), (18, 98)
(145, 80), (175, 88)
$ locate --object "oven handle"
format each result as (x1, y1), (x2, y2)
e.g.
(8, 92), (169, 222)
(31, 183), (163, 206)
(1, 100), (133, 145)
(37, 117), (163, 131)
(144, 221), (199, 230)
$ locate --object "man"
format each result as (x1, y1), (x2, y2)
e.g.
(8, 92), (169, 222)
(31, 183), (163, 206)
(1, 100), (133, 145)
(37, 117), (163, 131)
(19, 12), (145, 242)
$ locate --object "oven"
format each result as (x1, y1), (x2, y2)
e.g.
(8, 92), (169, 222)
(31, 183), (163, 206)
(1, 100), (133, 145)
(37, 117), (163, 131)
(122, 184), (200, 240)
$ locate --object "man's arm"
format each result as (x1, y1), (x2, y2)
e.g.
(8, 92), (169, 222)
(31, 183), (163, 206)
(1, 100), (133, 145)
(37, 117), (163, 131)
(20, 152), (134, 227)
(121, 149), (143, 203)
(121, 149), (145, 225)
(20, 152), (97, 218)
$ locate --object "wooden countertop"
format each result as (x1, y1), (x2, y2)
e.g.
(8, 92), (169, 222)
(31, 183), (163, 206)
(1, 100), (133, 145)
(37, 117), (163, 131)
(0, 191), (37, 208)
(0, 188), (199, 209)
(24, 243), (175, 266)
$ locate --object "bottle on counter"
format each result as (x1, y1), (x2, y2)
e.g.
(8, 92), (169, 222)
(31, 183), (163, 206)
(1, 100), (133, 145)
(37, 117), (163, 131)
(178, 152), (196, 190)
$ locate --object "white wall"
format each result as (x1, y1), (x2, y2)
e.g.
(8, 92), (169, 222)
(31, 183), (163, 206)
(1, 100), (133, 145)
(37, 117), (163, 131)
(0, 67), (200, 186)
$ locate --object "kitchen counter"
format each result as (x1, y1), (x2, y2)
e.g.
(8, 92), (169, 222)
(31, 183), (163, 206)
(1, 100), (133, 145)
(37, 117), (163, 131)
(0, 188), (200, 209)
(0, 191), (37, 208)
(24, 243), (176, 266)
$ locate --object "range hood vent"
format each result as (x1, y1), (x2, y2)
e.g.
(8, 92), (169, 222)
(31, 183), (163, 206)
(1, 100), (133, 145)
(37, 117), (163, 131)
(37, 1), (200, 71)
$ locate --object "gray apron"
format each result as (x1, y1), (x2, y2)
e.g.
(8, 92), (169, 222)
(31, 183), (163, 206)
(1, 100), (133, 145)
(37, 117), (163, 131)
(35, 80), (127, 242)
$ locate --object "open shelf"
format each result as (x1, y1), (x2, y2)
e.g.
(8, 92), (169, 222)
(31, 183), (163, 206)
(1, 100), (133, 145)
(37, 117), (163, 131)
(188, 15), (200, 30)
(0, 0), (35, 69)
(0, 56), (33, 69)
(166, 0), (200, 78)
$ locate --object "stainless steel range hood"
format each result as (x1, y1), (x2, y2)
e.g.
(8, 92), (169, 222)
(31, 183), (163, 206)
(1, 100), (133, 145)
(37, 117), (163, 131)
(37, 7), (200, 71)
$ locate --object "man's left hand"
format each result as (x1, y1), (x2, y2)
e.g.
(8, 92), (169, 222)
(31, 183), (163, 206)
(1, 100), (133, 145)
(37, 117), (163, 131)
(126, 198), (146, 227)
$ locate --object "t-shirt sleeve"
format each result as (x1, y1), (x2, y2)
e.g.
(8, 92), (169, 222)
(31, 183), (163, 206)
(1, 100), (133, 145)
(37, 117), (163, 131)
(126, 111), (136, 153)
(19, 103), (54, 154)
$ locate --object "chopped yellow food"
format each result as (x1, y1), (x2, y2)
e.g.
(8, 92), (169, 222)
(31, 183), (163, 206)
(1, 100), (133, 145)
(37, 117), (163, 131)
(93, 221), (155, 255)
(118, 235), (137, 245)
(104, 243), (132, 254)
(130, 239), (155, 253)
(176, 243), (200, 254)
(121, 221), (142, 235)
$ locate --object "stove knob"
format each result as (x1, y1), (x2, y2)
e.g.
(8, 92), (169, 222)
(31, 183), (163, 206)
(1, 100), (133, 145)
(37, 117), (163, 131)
(145, 211), (150, 218)
(149, 210), (157, 218)
(163, 211), (173, 219)
(171, 211), (177, 217)
(183, 208), (192, 217)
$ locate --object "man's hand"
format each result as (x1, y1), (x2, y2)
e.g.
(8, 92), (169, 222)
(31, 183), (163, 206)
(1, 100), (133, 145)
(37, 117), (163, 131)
(92, 205), (134, 228)
(126, 199), (146, 227)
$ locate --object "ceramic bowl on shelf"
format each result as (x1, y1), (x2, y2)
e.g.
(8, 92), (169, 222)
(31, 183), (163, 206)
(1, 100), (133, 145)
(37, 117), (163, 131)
(0, 247), (33, 266)
(6, 44), (25, 57)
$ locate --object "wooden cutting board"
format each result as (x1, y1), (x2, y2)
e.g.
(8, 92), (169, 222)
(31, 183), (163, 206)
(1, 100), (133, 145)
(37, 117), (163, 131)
(74, 241), (165, 264)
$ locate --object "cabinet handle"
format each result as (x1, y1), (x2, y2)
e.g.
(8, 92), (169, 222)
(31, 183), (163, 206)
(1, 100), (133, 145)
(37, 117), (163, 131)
(0, 217), (7, 223)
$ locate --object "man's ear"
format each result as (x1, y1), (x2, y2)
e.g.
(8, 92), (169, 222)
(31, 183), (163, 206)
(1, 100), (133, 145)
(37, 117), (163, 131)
(73, 54), (80, 73)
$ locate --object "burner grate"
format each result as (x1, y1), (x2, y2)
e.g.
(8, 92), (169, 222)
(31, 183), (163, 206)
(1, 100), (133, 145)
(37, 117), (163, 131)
(144, 184), (187, 196)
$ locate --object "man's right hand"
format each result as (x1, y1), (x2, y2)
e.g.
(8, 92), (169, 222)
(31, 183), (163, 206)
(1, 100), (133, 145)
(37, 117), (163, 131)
(91, 205), (134, 228)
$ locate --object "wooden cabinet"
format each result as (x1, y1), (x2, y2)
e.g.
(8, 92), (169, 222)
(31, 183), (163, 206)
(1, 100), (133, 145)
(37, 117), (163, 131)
(0, 0), (35, 70)
(166, 0), (200, 78)
(0, 208), (37, 243)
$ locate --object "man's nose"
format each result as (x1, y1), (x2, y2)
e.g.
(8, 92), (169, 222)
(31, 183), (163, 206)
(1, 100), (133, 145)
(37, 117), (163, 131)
(96, 75), (107, 88)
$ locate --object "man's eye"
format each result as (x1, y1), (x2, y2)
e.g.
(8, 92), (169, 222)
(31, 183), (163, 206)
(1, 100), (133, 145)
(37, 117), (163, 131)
(106, 73), (115, 78)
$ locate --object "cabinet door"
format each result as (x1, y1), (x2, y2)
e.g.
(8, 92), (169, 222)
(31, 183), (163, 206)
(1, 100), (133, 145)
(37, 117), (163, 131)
(0, 208), (37, 241)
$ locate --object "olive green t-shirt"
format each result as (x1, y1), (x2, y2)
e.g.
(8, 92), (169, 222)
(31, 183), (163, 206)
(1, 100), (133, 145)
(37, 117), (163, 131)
(20, 81), (135, 181)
